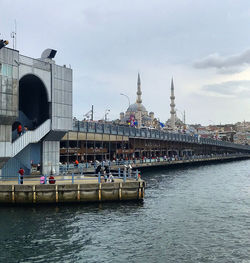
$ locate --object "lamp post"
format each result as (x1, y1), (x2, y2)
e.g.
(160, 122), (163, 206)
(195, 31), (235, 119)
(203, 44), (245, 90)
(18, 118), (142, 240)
(120, 93), (130, 108)
(176, 108), (186, 125)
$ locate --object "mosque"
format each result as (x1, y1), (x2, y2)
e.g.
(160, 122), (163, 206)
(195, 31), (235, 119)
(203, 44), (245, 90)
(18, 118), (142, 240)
(119, 74), (184, 130)
(119, 74), (155, 127)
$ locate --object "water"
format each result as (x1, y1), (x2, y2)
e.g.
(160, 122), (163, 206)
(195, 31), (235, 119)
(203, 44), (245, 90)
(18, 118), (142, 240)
(1, 160), (250, 263)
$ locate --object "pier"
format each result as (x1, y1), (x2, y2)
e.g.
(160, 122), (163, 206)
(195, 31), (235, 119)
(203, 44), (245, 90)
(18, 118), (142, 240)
(0, 171), (145, 204)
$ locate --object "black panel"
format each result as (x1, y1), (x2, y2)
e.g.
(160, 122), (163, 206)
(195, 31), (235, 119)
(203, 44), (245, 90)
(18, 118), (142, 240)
(19, 74), (49, 129)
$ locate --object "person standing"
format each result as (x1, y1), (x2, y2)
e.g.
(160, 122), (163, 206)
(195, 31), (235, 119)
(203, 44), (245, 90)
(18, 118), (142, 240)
(18, 168), (24, 184)
(17, 124), (22, 137)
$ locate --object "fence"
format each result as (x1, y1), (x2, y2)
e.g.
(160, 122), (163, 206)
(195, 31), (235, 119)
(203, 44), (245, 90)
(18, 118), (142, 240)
(2, 169), (140, 185)
(72, 121), (250, 152)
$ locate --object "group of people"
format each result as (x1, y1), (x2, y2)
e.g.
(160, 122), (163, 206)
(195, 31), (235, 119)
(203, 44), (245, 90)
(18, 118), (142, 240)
(17, 124), (28, 137)
(16, 118), (38, 137)
(95, 164), (115, 183)
(40, 175), (56, 184)
(18, 167), (56, 185)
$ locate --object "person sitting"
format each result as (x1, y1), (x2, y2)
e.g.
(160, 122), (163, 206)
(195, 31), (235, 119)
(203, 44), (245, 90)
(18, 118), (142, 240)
(40, 175), (45, 184)
(108, 173), (114, 183)
(49, 175), (56, 184)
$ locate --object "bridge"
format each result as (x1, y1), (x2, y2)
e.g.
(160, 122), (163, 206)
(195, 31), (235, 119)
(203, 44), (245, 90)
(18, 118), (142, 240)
(60, 120), (250, 165)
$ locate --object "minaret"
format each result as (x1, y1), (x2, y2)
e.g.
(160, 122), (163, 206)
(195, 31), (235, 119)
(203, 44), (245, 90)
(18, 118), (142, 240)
(170, 77), (176, 130)
(136, 73), (142, 128)
(136, 73), (142, 105)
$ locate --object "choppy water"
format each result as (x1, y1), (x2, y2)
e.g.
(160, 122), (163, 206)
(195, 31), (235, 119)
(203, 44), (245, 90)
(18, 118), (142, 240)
(1, 160), (250, 263)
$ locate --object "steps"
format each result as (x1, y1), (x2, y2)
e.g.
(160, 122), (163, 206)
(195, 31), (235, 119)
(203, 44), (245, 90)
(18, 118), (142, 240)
(12, 119), (51, 157)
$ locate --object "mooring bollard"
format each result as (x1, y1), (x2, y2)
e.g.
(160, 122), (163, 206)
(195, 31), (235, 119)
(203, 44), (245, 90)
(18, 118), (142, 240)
(98, 172), (101, 183)
(72, 173), (74, 184)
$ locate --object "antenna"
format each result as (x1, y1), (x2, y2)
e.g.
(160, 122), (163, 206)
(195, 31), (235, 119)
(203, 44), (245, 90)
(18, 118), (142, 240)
(10, 20), (17, 50)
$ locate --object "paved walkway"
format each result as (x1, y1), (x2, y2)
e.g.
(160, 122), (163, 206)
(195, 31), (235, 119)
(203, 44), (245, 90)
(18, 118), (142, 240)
(0, 175), (133, 185)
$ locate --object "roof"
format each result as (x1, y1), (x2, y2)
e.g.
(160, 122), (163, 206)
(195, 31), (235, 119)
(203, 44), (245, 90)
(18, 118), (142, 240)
(127, 103), (147, 112)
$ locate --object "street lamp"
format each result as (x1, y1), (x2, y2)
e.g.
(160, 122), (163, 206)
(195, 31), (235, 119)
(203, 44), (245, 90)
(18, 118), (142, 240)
(104, 109), (110, 122)
(176, 108), (186, 124)
(120, 93), (130, 108)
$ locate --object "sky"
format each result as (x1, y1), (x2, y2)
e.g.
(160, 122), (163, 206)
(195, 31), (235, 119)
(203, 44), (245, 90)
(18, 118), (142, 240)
(1, 0), (250, 125)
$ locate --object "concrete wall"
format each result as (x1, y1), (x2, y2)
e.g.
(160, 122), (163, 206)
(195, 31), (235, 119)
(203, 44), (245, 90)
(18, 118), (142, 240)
(2, 143), (41, 177)
(42, 141), (60, 175)
(0, 181), (145, 204)
(51, 64), (72, 131)
(18, 55), (51, 101)
(0, 48), (19, 170)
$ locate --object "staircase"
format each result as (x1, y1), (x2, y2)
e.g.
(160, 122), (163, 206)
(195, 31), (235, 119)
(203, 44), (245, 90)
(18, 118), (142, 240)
(12, 119), (51, 157)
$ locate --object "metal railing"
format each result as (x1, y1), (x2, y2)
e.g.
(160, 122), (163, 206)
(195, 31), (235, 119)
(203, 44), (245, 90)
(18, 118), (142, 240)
(72, 121), (250, 152)
(12, 119), (51, 157)
(59, 152), (250, 174)
(3, 169), (141, 185)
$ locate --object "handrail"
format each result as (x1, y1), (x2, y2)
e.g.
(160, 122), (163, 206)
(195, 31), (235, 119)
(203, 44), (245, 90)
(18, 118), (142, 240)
(12, 119), (51, 157)
(2, 170), (140, 184)
(59, 153), (250, 174)
(72, 121), (250, 152)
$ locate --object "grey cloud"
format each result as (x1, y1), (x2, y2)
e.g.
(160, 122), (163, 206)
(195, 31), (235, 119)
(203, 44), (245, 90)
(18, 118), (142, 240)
(194, 49), (250, 74)
(202, 80), (250, 97)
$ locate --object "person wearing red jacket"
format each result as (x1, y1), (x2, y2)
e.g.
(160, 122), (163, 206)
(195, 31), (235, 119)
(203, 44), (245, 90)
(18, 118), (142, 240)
(17, 124), (22, 137)
(18, 168), (24, 184)
(49, 175), (56, 184)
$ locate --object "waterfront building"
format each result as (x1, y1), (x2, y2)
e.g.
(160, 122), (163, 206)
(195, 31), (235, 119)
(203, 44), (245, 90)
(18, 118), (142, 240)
(119, 74), (155, 128)
(0, 44), (72, 177)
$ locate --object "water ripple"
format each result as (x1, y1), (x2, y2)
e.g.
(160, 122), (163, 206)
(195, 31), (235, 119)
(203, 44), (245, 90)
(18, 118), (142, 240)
(1, 160), (250, 262)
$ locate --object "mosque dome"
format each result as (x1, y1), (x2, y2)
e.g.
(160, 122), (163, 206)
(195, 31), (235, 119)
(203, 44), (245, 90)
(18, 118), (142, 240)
(127, 103), (147, 113)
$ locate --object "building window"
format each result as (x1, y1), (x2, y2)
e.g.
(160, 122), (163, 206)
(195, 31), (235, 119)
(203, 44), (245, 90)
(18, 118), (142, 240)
(0, 63), (13, 77)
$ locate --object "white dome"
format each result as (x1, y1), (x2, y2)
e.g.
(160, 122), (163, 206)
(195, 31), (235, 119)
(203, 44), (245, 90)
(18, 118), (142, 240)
(127, 103), (147, 112)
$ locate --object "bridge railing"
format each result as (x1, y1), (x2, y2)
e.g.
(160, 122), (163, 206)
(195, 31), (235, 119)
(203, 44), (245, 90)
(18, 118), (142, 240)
(59, 152), (249, 175)
(72, 121), (250, 151)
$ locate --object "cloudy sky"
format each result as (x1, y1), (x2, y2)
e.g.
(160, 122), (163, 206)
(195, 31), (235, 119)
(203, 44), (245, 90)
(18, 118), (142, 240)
(1, 0), (250, 125)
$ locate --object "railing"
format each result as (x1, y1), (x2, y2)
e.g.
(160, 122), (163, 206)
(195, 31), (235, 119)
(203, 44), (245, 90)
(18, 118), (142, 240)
(3, 169), (140, 185)
(12, 119), (51, 157)
(72, 121), (250, 152)
(59, 153), (250, 174)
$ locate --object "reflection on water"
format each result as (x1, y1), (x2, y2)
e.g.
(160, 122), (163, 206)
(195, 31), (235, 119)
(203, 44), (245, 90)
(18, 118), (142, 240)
(1, 160), (250, 263)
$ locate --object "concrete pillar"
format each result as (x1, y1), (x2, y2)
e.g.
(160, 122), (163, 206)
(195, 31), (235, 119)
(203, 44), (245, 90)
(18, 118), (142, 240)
(42, 141), (60, 175)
